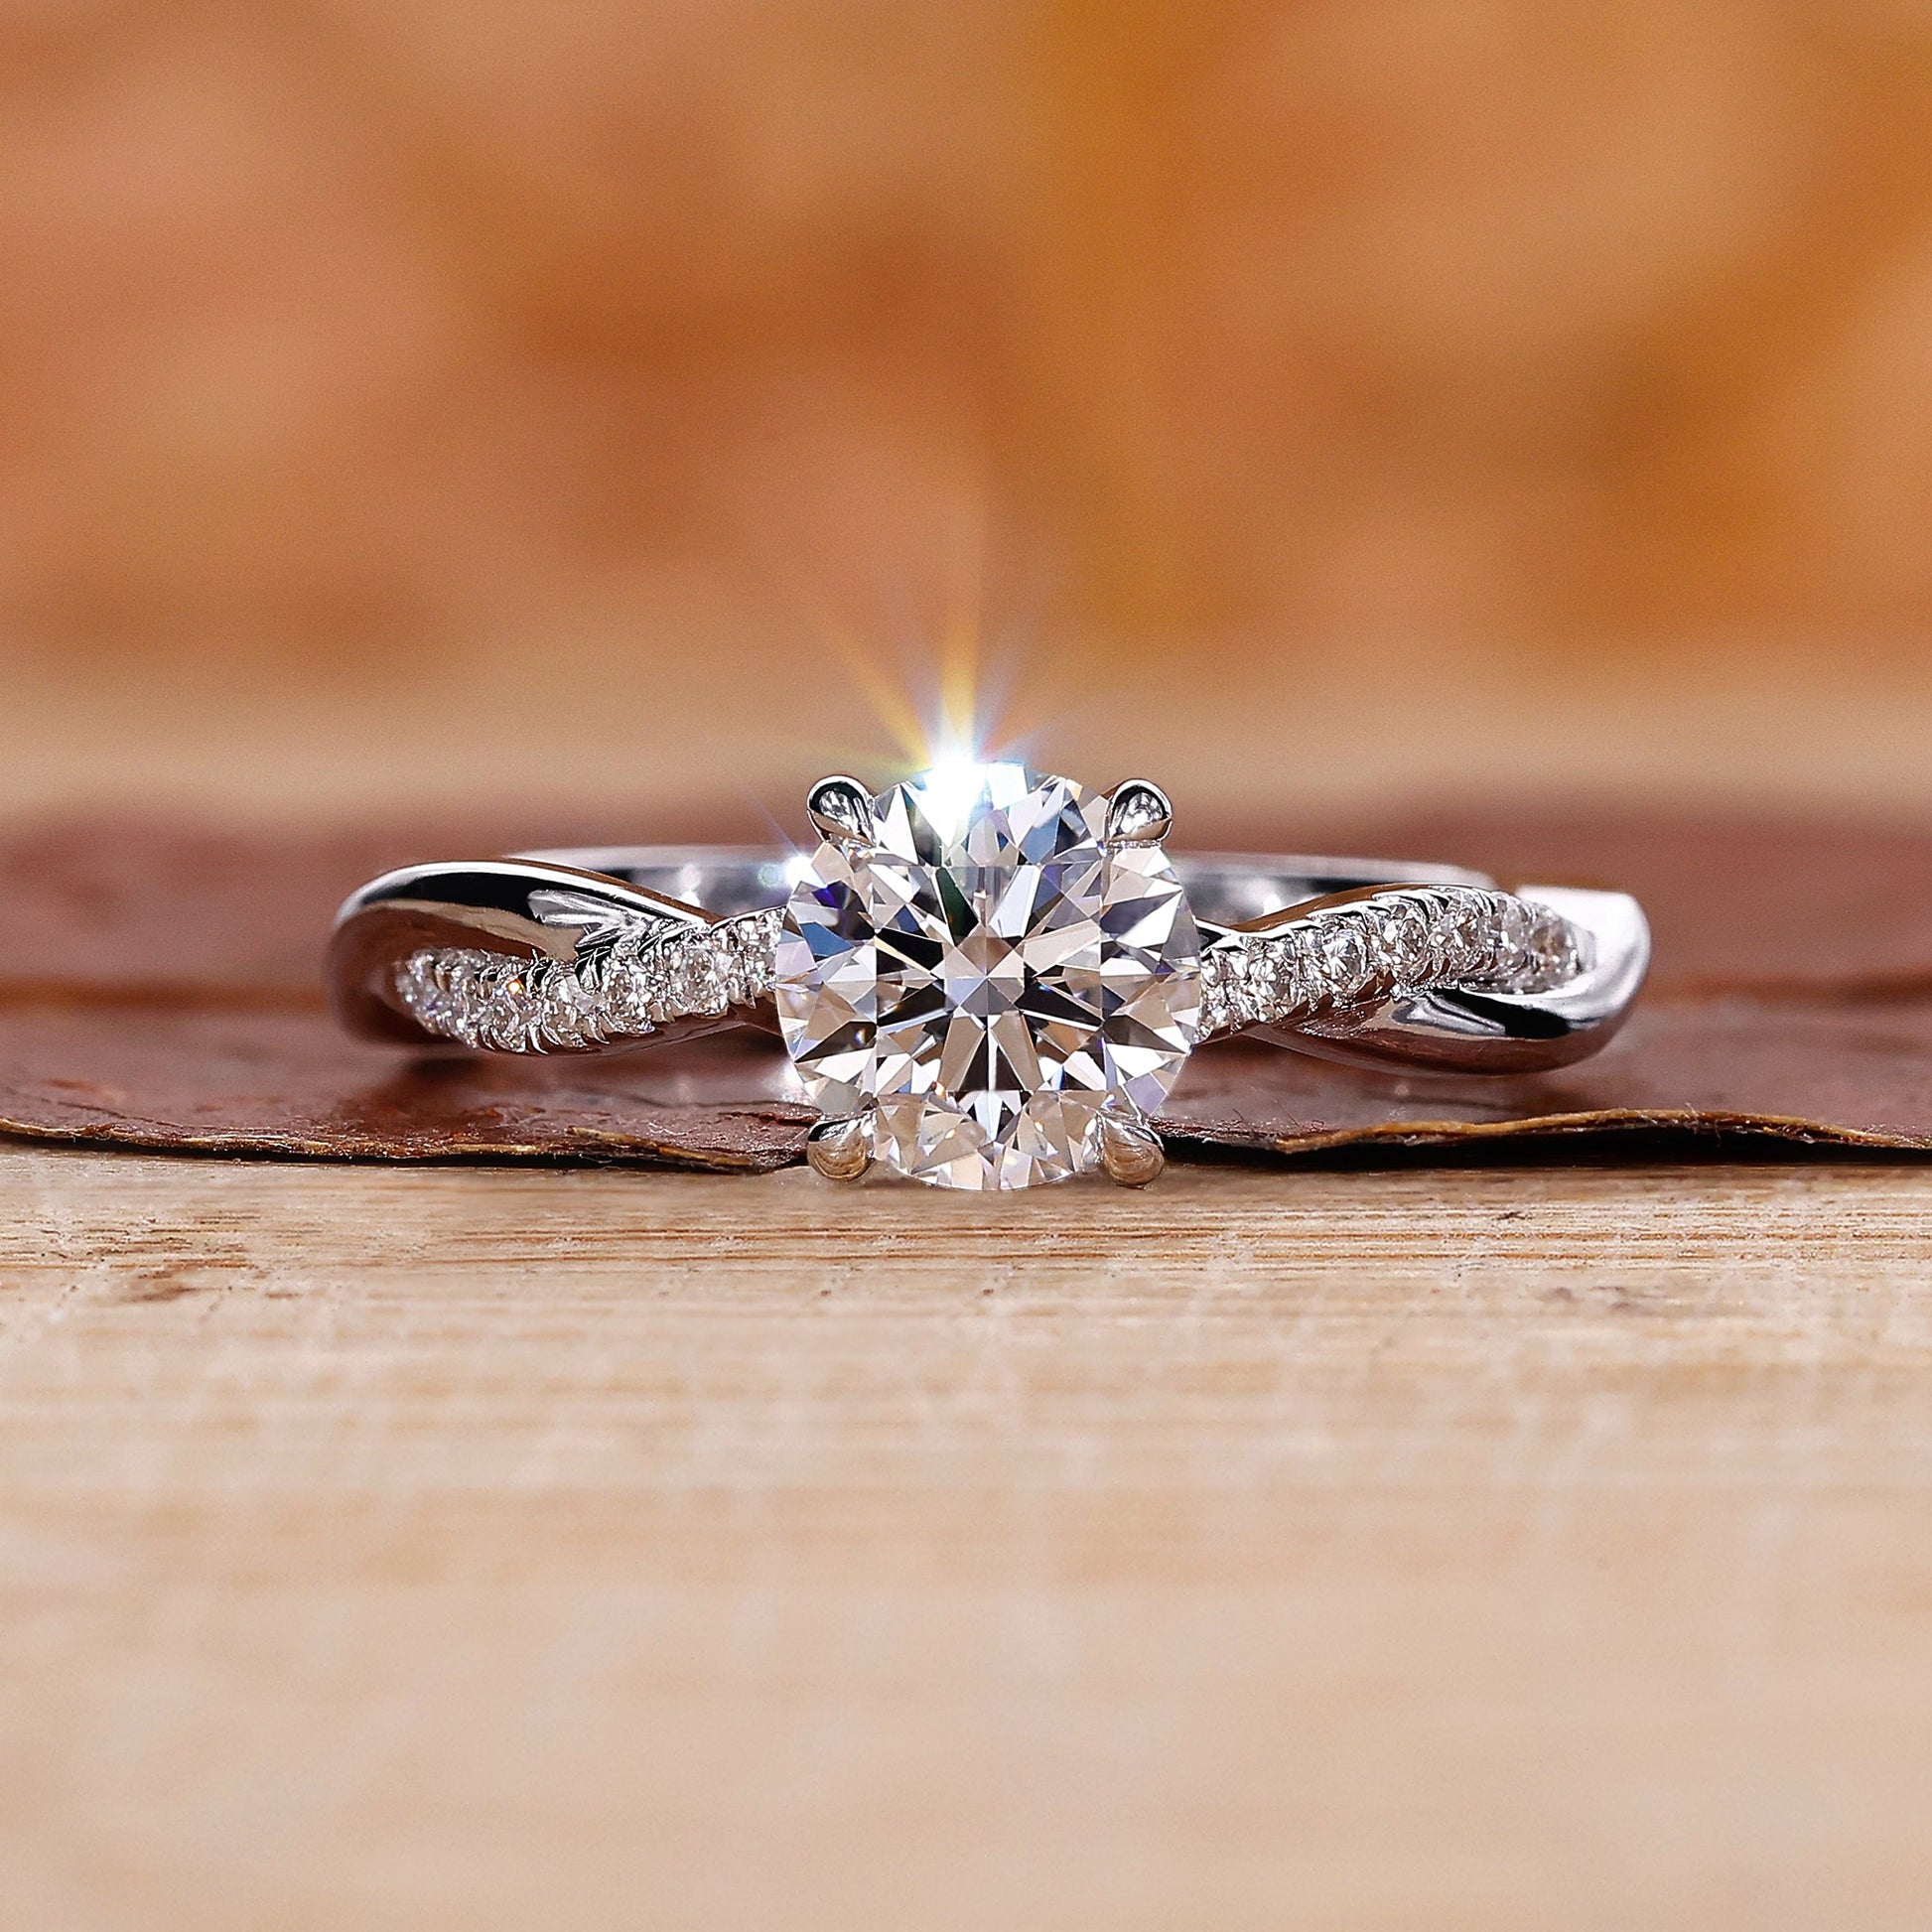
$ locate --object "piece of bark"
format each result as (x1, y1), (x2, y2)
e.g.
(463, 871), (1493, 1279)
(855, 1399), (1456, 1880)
(0, 995), (811, 1172)
(5, 985), (1932, 1173)
(6, 807), (1932, 1173)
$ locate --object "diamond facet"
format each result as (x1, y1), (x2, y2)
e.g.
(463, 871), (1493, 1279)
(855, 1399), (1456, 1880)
(773, 764), (1201, 1189)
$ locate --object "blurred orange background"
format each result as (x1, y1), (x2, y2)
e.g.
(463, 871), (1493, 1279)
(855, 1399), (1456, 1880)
(7, 1), (1932, 820)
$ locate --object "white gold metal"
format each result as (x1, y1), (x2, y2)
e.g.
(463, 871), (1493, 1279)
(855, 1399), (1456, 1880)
(1090, 1110), (1167, 1187)
(805, 775), (876, 846)
(329, 762), (1651, 1189)
(1104, 778), (1173, 845)
(805, 1115), (873, 1182)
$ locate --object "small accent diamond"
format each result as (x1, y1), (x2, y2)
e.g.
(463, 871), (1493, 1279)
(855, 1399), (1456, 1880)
(1430, 889), (1494, 982)
(474, 960), (539, 1051)
(1362, 896), (1432, 989)
(601, 940), (662, 1035)
(530, 960), (601, 1047)
(661, 931), (728, 1018)
(1486, 895), (1537, 987)
(1249, 930), (1316, 1024)
(1528, 905), (1584, 987)
(1198, 948), (1248, 1035)
(1309, 912), (1373, 1005)
(717, 907), (780, 1006)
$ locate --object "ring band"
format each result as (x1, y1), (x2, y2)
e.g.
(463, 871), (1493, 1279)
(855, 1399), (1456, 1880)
(330, 763), (1649, 1191)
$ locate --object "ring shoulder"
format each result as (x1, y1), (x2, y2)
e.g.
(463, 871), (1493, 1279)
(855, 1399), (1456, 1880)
(1196, 883), (1649, 1075)
(328, 857), (783, 1053)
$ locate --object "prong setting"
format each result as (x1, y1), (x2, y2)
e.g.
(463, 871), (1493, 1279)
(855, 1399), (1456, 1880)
(805, 1113), (873, 1182)
(778, 763), (1199, 1189)
(1090, 1108), (1167, 1187)
(1105, 779), (1173, 845)
(806, 775), (877, 846)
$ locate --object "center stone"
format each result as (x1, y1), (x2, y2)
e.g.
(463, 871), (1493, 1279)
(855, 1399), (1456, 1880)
(773, 763), (1202, 1189)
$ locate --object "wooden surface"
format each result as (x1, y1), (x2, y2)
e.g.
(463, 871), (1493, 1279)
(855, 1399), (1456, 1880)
(5, 1145), (1932, 1929)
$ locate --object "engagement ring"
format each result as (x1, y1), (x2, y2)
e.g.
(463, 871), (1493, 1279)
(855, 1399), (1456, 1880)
(330, 763), (1649, 1190)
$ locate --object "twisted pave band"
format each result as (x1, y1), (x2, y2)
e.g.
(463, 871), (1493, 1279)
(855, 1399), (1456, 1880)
(1199, 884), (1587, 1037)
(331, 763), (1650, 1190)
(387, 886), (1585, 1056)
(391, 908), (783, 1054)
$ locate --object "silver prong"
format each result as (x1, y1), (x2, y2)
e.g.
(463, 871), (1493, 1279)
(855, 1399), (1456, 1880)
(806, 1114), (873, 1182)
(1105, 779), (1173, 845)
(806, 775), (876, 846)
(1091, 1110), (1166, 1187)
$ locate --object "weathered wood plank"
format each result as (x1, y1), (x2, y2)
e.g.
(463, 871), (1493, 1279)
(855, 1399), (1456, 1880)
(3, 1145), (1931, 1928)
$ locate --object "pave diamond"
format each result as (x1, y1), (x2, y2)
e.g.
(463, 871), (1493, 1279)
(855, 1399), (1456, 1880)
(1488, 894), (1536, 986)
(1198, 947), (1250, 1035)
(1426, 889), (1486, 981)
(660, 929), (729, 1017)
(1528, 904), (1585, 985)
(530, 960), (599, 1047)
(773, 763), (1201, 1190)
(718, 907), (782, 1005)
(601, 938), (663, 1035)
(1309, 911), (1375, 1004)
(1362, 896), (1433, 988)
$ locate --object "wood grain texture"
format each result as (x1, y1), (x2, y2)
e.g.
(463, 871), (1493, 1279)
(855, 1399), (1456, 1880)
(5, 1144), (1932, 1929)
